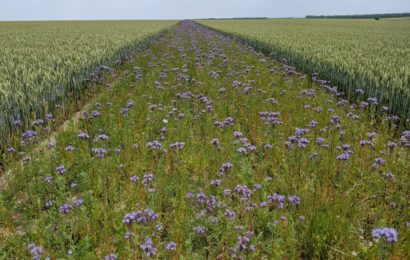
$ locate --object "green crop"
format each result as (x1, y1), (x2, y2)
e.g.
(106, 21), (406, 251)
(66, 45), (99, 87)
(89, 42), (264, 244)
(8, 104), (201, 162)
(0, 20), (177, 149)
(198, 19), (410, 119)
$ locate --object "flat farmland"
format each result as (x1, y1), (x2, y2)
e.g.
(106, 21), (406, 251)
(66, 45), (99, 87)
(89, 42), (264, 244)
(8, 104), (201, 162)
(199, 19), (410, 119)
(0, 20), (177, 146)
(0, 20), (409, 259)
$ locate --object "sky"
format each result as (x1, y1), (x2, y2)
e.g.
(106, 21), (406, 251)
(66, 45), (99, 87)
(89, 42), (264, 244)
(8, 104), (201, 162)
(0, 0), (409, 21)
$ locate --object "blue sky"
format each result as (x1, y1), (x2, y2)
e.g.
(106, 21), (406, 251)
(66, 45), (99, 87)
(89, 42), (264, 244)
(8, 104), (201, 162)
(1, 0), (409, 21)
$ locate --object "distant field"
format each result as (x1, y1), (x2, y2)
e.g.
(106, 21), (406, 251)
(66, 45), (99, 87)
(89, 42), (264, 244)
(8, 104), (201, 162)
(0, 20), (176, 147)
(198, 19), (410, 119)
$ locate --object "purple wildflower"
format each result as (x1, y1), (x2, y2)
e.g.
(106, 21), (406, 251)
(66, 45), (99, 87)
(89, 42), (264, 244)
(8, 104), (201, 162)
(92, 148), (107, 159)
(337, 152), (350, 161)
(331, 115), (340, 124)
(74, 198), (83, 207)
(170, 142), (185, 150)
(142, 173), (154, 186)
(147, 140), (162, 150)
(166, 242), (177, 251)
(65, 145), (74, 151)
(225, 209), (236, 220)
(233, 131), (243, 138)
(28, 243), (44, 260)
(371, 227), (398, 243)
(104, 253), (117, 260)
(193, 226), (207, 234)
(56, 165), (65, 174)
(59, 204), (71, 214)
(140, 238), (157, 257)
(288, 195), (301, 206)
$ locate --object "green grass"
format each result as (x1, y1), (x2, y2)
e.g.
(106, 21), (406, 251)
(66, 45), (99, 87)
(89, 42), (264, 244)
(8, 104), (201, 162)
(0, 21), (409, 259)
(198, 19), (410, 119)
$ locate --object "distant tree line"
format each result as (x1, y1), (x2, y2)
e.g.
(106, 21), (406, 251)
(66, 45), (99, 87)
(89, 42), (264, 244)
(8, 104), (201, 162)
(306, 13), (410, 19)
(203, 17), (268, 20)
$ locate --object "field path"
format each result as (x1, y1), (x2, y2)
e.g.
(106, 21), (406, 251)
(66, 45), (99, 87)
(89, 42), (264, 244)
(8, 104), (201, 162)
(1, 21), (409, 258)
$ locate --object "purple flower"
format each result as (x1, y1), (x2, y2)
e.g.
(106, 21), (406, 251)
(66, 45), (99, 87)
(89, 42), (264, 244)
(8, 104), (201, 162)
(142, 173), (154, 186)
(130, 175), (139, 182)
(45, 199), (53, 208)
(170, 142), (185, 150)
(218, 162), (233, 174)
(233, 131), (243, 138)
(140, 238), (158, 257)
(166, 242), (177, 251)
(309, 152), (318, 160)
(59, 203), (71, 214)
(186, 192), (194, 199)
(122, 209), (158, 225)
(264, 143), (273, 149)
(92, 148), (107, 159)
(78, 132), (89, 139)
(56, 165), (65, 174)
(309, 120), (318, 127)
(297, 138), (309, 148)
(210, 179), (221, 187)
(237, 231), (253, 251)
(193, 226), (207, 234)
(44, 113), (53, 122)
(95, 134), (109, 141)
(65, 145), (74, 151)
(121, 107), (129, 116)
(196, 193), (207, 204)
(91, 110), (101, 118)
(225, 209), (236, 220)
(336, 152), (350, 161)
(211, 138), (220, 146)
(374, 157), (385, 164)
(237, 147), (247, 155)
(22, 130), (37, 140)
(367, 97), (378, 106)
(124, 231), (133, 239)
(360, 140), (373, 147)
(28, 243), (44, 260)
(295, 128), (309, 136)
(371, 227), (398, 243)
(267, 193), (285, 208)
(331, 115), (340, 124)
(74, 198), (84, 206)
(223, 189), (232, 196)
(127, 99), (135, 108)
(388, 142), (396, 153)
(288, 195), (301, 206)
(224, 117), (234, 126)
(44, 176), (53, 183)
(367, 132), (377, 140)
(356, 88), (364, 95)
(147, 140), (162, 150)
(384, 172), (394, 180)
(316, 137), (325, 144)
(33, 119), (44, 126)
(104, 253), (117, 260)
(6, 147), (15, 153)
(235, 185), (253, 198)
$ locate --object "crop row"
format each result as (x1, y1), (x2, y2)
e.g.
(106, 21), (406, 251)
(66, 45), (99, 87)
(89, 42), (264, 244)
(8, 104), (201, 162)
(0, 20), (177, 149)
(198, 19), (410, 120)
